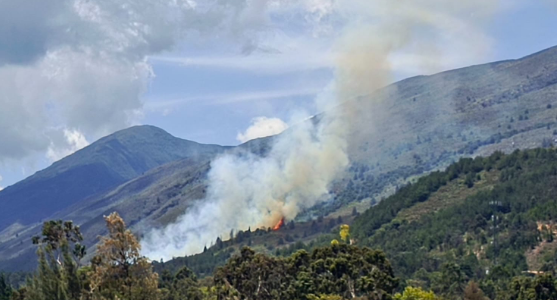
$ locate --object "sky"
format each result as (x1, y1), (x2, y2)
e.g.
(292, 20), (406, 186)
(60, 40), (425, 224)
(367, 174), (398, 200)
(1, 0), (557, 190)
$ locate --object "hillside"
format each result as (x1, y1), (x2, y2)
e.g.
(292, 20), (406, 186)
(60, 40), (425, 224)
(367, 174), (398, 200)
(319, 45), (557, 217)
(158, 147), (557, 299)
(2, 45), (557, 272)
(349, 147), (557, 298)
(0, 126), (227, 270)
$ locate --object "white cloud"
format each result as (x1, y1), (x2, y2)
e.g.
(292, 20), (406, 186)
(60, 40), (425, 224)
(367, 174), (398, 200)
(237, 116), (289, 143)
(145, 86), (324, 115)
(0, 0), (278, 165)
(0, 174), (3, 191)
(46, 129), (90, 162)
(151, 51), (334, 75)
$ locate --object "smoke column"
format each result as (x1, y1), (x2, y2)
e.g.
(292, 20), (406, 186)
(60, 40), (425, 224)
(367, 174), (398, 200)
(142, 0), (501, 260)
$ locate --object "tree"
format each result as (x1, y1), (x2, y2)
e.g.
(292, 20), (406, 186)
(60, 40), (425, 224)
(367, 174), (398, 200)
(430, 263), (468, 297)
(340, 225), (350, 243)
(394, 287), (438, 300)
(307, 294), (343, 300)
(216, 237), (224, 250)
(214, 247), (290, 300)
(463, 281), (487, 300)
(214, 244), (398, 300)
(465, 173), (475, 188)
(288, 221), (296, 230)
(25, 245), (69, 300)
(162, 267), (203, 300)
(89, 212), (159, 300)
(25, 220), (86, 300)
(32, 220), (86, 268)
(508, 274), (557, 300)
(0, 274), (12, 300)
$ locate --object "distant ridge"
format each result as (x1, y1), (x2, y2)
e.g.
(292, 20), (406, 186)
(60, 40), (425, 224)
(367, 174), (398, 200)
(0, 125), (226, 230)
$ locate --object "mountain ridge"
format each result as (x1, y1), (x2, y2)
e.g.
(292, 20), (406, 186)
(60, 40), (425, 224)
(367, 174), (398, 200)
(0, 125), (228, 230)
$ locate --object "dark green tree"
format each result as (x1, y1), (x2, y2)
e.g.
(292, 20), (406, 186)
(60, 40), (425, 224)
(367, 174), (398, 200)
(508, 274), (557, 300)
(213, 244), (398, 300)
(26, 220), (87, 300)
(0, 273), (12, 300)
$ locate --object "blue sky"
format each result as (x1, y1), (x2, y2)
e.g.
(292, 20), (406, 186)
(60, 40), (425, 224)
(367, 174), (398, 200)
(143, 1), (557, 145)
(1, 1), (557, 189)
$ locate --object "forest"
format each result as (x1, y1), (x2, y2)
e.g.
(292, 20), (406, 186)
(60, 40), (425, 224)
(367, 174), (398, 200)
(4, 148), (557, 299)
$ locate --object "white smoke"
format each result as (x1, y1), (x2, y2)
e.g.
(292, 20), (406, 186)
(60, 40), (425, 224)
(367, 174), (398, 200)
(141, 0), (503, 260)
(143, 104), (350, 258)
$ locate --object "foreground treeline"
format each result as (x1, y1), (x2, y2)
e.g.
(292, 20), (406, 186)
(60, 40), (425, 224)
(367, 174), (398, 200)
(2, 214), (557, 299)
(0, 213), (401, 300)
(1, 213), (159, 300)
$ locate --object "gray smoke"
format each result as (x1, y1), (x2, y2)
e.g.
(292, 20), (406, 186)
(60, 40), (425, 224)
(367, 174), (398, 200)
(141, 0), (503, 260)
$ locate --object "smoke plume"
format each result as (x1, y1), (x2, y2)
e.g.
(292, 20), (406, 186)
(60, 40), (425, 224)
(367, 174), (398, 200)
(141, 0), (502, 260)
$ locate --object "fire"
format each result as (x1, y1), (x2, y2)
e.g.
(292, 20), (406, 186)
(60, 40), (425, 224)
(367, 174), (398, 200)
(272, 217), (285, 231)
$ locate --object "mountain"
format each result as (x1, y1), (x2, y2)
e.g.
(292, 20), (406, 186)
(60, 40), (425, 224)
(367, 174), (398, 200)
(305, 45), (557, 217)
(0, 125), (226, 247)
(1, 45), (557, 272)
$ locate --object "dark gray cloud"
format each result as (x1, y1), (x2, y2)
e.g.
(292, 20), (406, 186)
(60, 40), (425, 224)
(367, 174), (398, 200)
(0, 0), (66, 66)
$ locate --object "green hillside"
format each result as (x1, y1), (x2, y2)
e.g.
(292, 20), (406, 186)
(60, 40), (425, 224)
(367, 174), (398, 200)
(158, 147), (557, 299)
(348, 147), (557, 298)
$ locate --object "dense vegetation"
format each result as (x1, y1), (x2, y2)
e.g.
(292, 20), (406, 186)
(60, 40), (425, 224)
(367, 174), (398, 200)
(1, 215), (402, 300)
(5, 148), (557, 299)
(161, 147), (557, 299)
(351, 148), (557, 299)
(4, 216), (557, 299)
(152, 215), (351, 278)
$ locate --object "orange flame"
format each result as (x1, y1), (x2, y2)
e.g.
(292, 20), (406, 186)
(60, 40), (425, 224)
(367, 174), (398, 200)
(272, 217), (285, 231)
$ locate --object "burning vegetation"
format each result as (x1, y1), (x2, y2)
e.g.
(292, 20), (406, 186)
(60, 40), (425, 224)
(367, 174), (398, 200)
(272, 217), (285, 231)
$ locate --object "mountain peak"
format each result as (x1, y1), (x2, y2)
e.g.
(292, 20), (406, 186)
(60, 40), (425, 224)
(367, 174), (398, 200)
(0, 125), (226, 230)
(103, 125), (173, 139)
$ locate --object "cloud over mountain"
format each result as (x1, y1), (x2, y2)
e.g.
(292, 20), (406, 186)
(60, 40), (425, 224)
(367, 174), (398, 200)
(237, 117), (289, 143)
